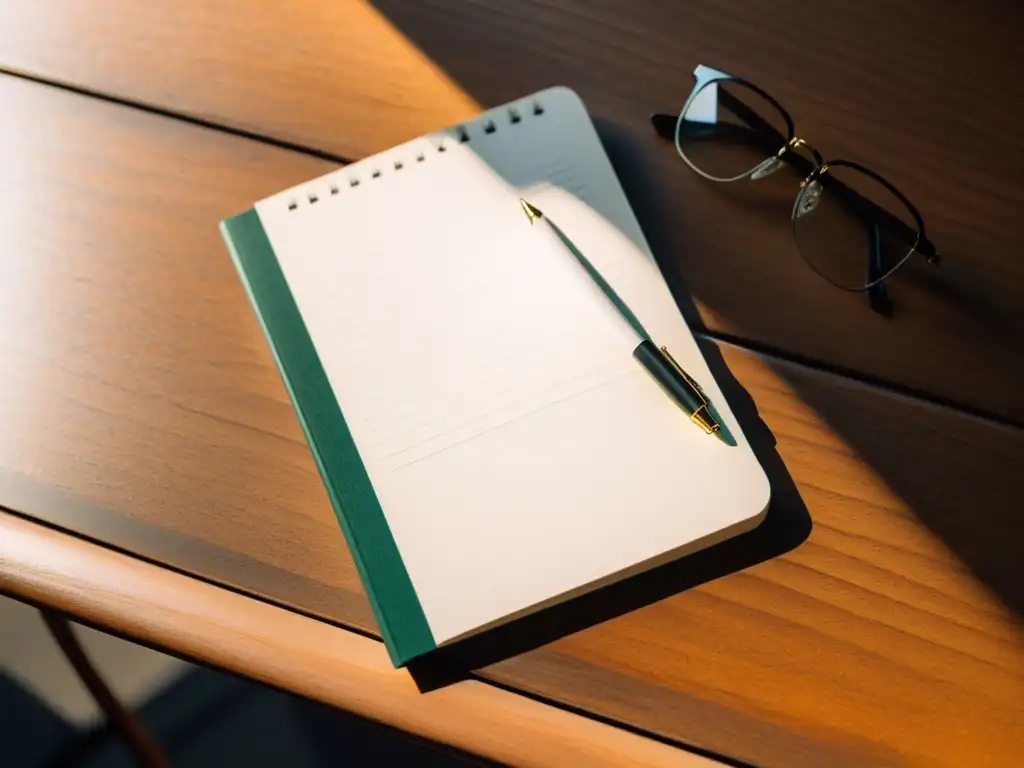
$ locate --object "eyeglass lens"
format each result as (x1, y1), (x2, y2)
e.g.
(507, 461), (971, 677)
(676, 80), (789, 182)
(792, 165), (920, 290)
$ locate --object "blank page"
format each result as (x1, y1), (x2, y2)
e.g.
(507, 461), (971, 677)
(261, 149), (638, 471)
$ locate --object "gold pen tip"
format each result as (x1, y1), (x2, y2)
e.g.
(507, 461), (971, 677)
(520, 199), (544, 225)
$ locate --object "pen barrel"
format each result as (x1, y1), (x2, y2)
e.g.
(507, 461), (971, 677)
(633, 340), (720, 434)
(633, 340), (705, 415)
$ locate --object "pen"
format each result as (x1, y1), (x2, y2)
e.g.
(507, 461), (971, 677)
(520, 199), (720, 435)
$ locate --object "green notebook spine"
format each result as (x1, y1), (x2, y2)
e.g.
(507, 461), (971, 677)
(220, 209), (435, 667)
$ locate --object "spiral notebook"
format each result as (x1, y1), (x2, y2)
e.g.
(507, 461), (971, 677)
(220, 87), (771, 667)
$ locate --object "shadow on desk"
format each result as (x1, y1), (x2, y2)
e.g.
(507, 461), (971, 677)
(369, 0), (1024, 629)
(410, 282), (812, 689)
(1, 667), (487, 768)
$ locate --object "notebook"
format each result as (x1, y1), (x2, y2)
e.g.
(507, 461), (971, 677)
(220, 87), (771, 667)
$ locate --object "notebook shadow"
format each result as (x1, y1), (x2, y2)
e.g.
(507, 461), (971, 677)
(410, 129), (811, 688)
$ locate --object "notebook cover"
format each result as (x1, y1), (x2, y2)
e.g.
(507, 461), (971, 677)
(220, 209), (435, 666)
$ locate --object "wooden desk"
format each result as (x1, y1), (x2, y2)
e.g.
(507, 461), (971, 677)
(0, 1), (1021, 765)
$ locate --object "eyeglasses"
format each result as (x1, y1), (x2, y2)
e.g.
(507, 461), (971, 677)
(651, 65), (940, 314)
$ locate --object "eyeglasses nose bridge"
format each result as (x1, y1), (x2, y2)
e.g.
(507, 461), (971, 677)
(782, 136), (825, 169)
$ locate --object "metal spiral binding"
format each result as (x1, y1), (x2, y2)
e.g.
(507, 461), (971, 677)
(285, 99), (545, 211)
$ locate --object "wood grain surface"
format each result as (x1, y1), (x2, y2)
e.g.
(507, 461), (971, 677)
(1, 74), (1020, 766)
(0, 513), (714, 768)
(0, 0), (479, 160)
(1, 0), (1021, 422)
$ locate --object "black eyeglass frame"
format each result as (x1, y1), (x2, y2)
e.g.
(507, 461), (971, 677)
(650, 67), (939, 312)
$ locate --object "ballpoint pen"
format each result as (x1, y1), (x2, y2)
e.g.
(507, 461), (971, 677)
(520, 199), (720, 435)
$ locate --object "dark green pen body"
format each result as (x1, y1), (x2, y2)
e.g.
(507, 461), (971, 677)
(632, 340), (703, 415)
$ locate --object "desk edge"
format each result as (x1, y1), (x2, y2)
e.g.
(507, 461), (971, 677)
(0, 511), (717, 768)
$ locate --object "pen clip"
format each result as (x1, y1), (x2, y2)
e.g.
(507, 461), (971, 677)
(659, 346), (708, 407)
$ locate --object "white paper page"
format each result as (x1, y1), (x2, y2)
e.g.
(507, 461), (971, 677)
(260, 146), (639, 473)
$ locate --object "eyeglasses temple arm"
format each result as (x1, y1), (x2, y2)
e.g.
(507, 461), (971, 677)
(867, 222), (894, 316)
(650, 111), (783, 158)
